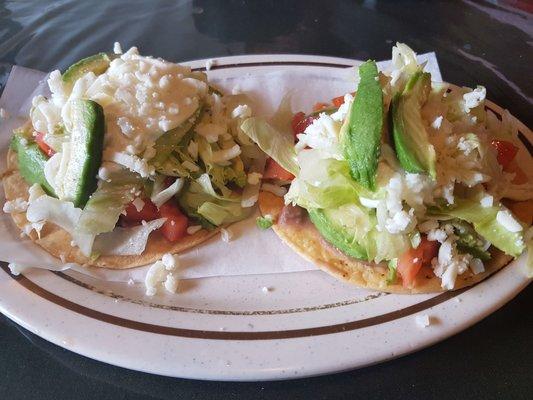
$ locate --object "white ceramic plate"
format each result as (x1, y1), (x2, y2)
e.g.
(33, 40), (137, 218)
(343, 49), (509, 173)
(0, 54), (531, 381)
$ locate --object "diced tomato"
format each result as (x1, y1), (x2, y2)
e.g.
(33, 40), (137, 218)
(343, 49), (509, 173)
(159, 200), (189, 242)
(505, 160), (529, 184)
(122, 198), (159, 223)
(263, 158), (294, 181)
(312, 102), (330, 112)
(34, 132), (55, 157)
(331, 91), (356, 108)
(491, 140), (519, 169)
(397, 237), (439, 288)
(291, 112), (315, 139)
(332, 95), (345, 108)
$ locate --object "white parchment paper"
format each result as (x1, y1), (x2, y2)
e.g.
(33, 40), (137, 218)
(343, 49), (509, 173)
(0, 53), (441, 281)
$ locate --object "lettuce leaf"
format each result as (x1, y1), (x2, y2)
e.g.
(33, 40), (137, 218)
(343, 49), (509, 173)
(431, 198), (525, 257)
(77, 166), (141, 235)
(240, 117), (299, 176)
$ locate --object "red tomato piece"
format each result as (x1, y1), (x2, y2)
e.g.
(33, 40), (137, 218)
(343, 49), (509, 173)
(34, 132), (55, 157)
(122, 198), (159, 223)
(312, 102), (330, 112)
(397, 237), (439, 288)
(263, 158), (294, 181)
(291, 112), (315, 139)
(332, 95), (345, 108)
(491, 140), (519, 169)
(159, 200), (189, 242)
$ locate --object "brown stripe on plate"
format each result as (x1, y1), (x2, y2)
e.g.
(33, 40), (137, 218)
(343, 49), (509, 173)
(53, 270), (387, 315)
(191, 60), (354, 72)
(2, 263), (468, 340)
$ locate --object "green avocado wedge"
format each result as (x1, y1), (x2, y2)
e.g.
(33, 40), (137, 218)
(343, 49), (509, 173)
(308, 208), (369, 261)
(10, 132), (56, 196)
(341, 60), (383, 191)
(62, 99), (105, 208)
(62, 53), (114, 87)
(391, 70), (436, 178)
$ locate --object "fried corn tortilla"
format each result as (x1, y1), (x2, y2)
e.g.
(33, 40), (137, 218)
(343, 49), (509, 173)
(258, 191), (513, 294)
(3, 149), (220, 269)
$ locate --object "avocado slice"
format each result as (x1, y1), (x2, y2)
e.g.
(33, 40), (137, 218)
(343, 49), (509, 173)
(341, 60), (383, 191)
(391, 71), (436, 178)
(62, 53), (114, 87)
(61, 99), (105, 208)
(308, 208), (369, 260)
(10, 132), (56, 196)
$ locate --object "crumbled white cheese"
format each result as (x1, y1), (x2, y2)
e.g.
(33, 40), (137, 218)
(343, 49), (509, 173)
(211, 144), (241, 163)
(470, 258), (485, 275)
(431, 116), (443, 130)
(0, 108), (8, 119)
(496, 210), (522, 232)
(247, 172), (262, 185)
(113, 42), (123, 54)
(432, 237), (472, 290)
(144, 253), (180, 296)
(463, 86), (486, 112)
(385, 209), (414, 234)
(480, 193), (493, 208)
(296, 113), (342, 158)
(330, 93), (353, 122)
(132, 197), (145, 212)
(231, 104), (252, 119)
(195, 123), (226, 143)
(107, 151), (155, 178)
(415, 314), (431, 328)
(40, 46), (206, 175)
(28, 184), (46, 203)
(7, 263), (28, 276)
(427, 228), (448, 243)
(261, 183), (288, 197)
(457, 136), (477, 155)
(187, 225), (202, 235)
(205, 59), (216, 71)
(161, 253), (179, 270)
(442, 183), (455, 205)
(3, 198), (29, 213)
(220, 228), (233, 243)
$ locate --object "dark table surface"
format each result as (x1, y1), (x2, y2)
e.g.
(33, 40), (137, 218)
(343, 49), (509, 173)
(1, 1), (532, 399)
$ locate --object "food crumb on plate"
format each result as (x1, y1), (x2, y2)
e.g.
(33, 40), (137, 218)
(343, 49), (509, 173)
(220, 228), (233, 243)
(205, 58), (216, 71)
(415, 314), (431, 328)
(261, 286), (272, 293)
(144, 253), (180, 296)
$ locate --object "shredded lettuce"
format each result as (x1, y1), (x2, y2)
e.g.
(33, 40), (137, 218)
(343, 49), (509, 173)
(151, 178), (184, 207)
(387, 259), (398, 284)
(286, 150), (377, 209)
(93, 218), (166, 256)
(26, 194), (95, 256)
(77, 166), (141, 235)
(432, 198), (525, 257)
(240, 117), (299, 176)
